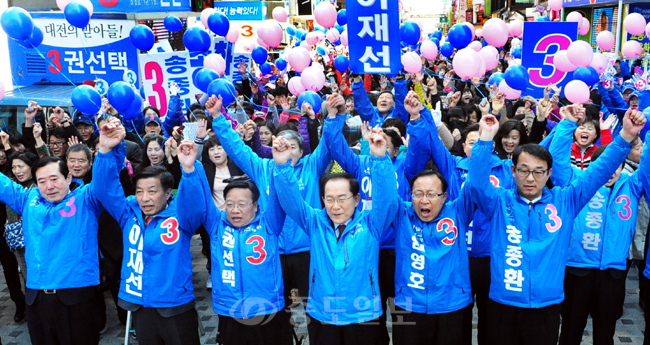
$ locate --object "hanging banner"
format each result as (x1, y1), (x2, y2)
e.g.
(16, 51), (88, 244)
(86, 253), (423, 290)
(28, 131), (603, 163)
(627, 4), (650, 52)
(521, 22), (579, 99)
(346, 0), (401, 74)
(212, 1), (266, 21)
(88, 0), (191, 13)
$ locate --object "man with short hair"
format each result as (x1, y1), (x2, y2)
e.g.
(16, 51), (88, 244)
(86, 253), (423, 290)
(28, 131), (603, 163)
(351, 75), (409, 127)
(467, 108), (646, 345)
(0, 154), (104, 344)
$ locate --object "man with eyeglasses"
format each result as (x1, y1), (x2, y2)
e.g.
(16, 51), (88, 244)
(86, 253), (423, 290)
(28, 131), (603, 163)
(176, 138), (287, 344)
(274, 128), (398, 345)
(467, 109), (646, 345)
(403, 91), (514, 345)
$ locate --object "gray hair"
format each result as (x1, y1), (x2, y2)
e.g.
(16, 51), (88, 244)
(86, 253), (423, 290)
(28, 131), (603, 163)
(277, 130), (304, 150)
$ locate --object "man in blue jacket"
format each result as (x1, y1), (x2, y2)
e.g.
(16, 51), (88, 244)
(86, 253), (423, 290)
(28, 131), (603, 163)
(93, 117), (199, 344)
(274, 127), (398, 345)
(548, 115), (650, 345)
(467, 108), (646, 345)
(351, 75), (409, 127)
(176, 138), (287, 344)
(0, 154), (104, 343)
(206, 94), (335, 344)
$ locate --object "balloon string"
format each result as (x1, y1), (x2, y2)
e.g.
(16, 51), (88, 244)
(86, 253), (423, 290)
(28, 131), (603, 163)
(8, 75), (30, 106)
(131, 120), (144, 142)
(79, 34), (100, 81)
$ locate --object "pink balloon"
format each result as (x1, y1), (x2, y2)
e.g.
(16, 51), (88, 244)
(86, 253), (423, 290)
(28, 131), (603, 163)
(0, 81), (4, 102)
(622, 40), (643, 59)
(204, 53), (226, 75)
(554, 50), (577, 72)
(567, 40), (593, 67)
(306, 32), (319, 45)
(565, 80), (590, 104)
(566, 12), (583, 28)
(315, 31), (325, 43)
(243, 42), (255, 53)
(469, 41), (482, 52)
(475, 29), (483, 38)
(257, 22), (283, 48)
(288, 77), (305, 96)
(482, 18), (509, 48)
(401, 52), (422, 73)
(453, 48), (481, 79)
(463, 22), (476, 40)
(301, 66), (326, 92)
(420, 41), (438, 60)
(624, 13), (647, 36)
(314, 2), (337, 28)
(200, 8), (215, 30)
(326, 28), (340, 43)
(590, 52), (607, 74)
(549, 0), (562, 11)
(340, 31), (348, 46)
(272, 7), (288, 22)
(499, 80), (522, 100)
(226, 27), (239, 44)
(579, 17), (590, 36)
(477, 56), (487, 77)
(288, 47), (311, 72)
(57, 0), (73, 11)
(479, 45), (499, 70)
(646, 22), (650, 38)
(510, 19), (524, 37)
(596, 31), (614, 51)
(300, 40), (311, 50)
(257, 36), (269, 49)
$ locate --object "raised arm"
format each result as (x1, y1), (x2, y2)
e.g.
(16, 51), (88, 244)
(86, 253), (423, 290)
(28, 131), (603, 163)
(548, 118), (581, 187)
(393, 78), (410, 125)
(351, 76), (376, 122)
(323, 95), (359, 175)
(629, 131), (650, 199)
(264, 164), (286, 235)
(367, 131), (399, 238)
(467, 115), (501, 217)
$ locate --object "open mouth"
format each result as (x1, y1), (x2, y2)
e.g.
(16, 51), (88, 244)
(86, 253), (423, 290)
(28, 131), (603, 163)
(579, 133), (589, 143)
(505, 143), (515, 151)
(142, 205), (154, 213)
(420, 208), (432, 217)
(231, 216), (242, 223)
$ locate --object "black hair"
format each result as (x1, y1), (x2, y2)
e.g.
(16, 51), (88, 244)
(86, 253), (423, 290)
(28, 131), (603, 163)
(512, 144), (553, 170)
(274, 86), (289, 97)
(383, 129), (403, 154)
(409, 169), (448, 193)
(495, 120), (529, 154)
(463, 103), (481, 123)
(573, 118), (601, 144)
(242, 102), (255, 116)
(258, 121), (277, 136)
(138, 133), (166, 171)
(131, 165), (174, 192)
(223, 179), (260, 203)
(461, 123), (481, 144)
(189, 109), (208, 122)
(274, 122), (298, 135)
(8, 130), (24, 147)
(31, 156), (68, 182)
(590, 90), (602, 106)
(447, 106), (467, 121)
(66, 143), (93, 162)
(142, 106), (160, 117)
(48, 127), (67, 141)
(508, 100), (526, 119)
(381, 118), (406, 137)
(319, 173), (360, 200)
(204, 136), (223, 152)
(187, 103), (204, 120)
(591, 144), (607, 162)
(378, 90), (395, 102)
(4, 150), (38, 182)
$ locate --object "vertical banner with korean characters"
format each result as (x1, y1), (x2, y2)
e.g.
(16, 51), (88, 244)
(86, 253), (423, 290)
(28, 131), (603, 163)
(346, 0), (402, 74)
(8, 14), (138, 87)
(140, 38), (249, 117)
(89, 0), (191, 13)
(521, 22), (579, 99)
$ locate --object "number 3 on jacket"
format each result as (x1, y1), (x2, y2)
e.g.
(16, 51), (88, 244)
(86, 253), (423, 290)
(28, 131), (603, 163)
(160, 218), (180, 245)
(246, 235), (267, 265)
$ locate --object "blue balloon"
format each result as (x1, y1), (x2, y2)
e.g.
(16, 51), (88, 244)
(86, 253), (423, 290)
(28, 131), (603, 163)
(432, 30), (443, 40)
(123, 94), (143, 120)
(400, 22), (421, 45)
(641, 108), (650, 141)
(194, 68), (219, 93)
(448, 24), (472, 49)
(297, 29), (307, 39)
(334, 55), (349, 73)
(332, 39), (341, 46)
(511, 47), (522, 59)
(18, 25), (43, 49)
(504, 65), (529, 91)
(334, 24), (345, 33)
(317, 46), (327, 56)
(130, 24), (154, 51)
(287, 26), (296, 36)
(297, 91), (322, 114)
(207, 79), (237, 105)
(589, 66), (600, 86)
(573, 67), (595, 86)
(207, 12), (229, 36)
(1, 7), (33, 41)
(71, 85), (102, 115)
(64, 2), (90, 29)
(337, 9), (347, 26)
(163, 16), (183, 32)
(440, 42), (454, 58)
(431, 37), (440, 48)
(294, 41), (301, 48)
(260, 62), (273, 75)
(276, 58), (288, 71)
(251, 46), (268, 65)
(488, 72), (505, 87)
(535, 16), (551, 22)
(183, 27), (211, 52)
(107, 82), (136, 114)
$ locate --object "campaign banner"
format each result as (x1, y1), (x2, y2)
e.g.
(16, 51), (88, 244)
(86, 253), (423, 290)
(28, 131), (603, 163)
(591, 7), (619, 52)
(627, 4), (650, 53)
(88, 0), (191, 13)
(9, 15), (138, 87)
(139, 38), (249, 117)
(521, 22), (579, 99)
(213, 1), (266, 21)
(346, 0), (401, 74)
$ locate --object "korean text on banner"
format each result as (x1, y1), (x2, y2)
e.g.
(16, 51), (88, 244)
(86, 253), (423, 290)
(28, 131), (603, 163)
(627, 4), (650, 53)
(346, 0), (401, 74)
(521, 22), (579, 99)
(213, 1), (265, 21)
(89, 0), (191, 13)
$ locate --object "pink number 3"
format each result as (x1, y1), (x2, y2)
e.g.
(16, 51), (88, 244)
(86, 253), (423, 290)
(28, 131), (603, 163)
(529, 34), (572, 87)
(545, 204), (562, 233)
(615, 195), (632, 220)
(160, 218), (180, 245)
(437, 218), (458, 245)
(59, 196), (77, 217)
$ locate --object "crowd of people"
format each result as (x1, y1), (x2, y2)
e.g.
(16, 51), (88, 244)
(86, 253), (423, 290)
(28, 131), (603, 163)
(0, 40), (649, 345)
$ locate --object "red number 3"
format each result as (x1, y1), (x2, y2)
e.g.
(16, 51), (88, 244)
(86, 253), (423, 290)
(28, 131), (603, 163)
(437, 218), (458, 246)
(160, 218), (180, 245)
(246, 235), (267, 265)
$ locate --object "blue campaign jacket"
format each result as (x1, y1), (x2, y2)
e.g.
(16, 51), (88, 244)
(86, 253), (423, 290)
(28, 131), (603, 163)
(323, 115), (411, 249)
(351, 79), (409, 127)
(273, 155), (398, 325)
(212, 115), (333, 255)
(467, 133), (632, 308)
(550, 122), (650, 271)
(404, 108), (514, 257)
(177, 161), (286, 319)
(92, 144), (194, 308)
(392, 178), (476, 314)
(0, 171), (103, 289)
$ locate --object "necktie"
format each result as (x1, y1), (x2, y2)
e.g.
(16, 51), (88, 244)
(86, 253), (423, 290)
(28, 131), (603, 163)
(337, 224), (346, 241)
(145, 216), (153, 227)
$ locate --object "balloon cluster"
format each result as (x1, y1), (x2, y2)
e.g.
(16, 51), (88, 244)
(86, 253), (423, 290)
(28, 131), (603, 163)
(1, 7), (42, 49)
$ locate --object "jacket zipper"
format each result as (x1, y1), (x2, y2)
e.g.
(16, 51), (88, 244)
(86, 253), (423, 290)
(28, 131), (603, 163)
(343, 238), (349, 270)
(368, 270), (377, 298)
(238, 228), (246, 318)
(310, 270), (316, 298)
